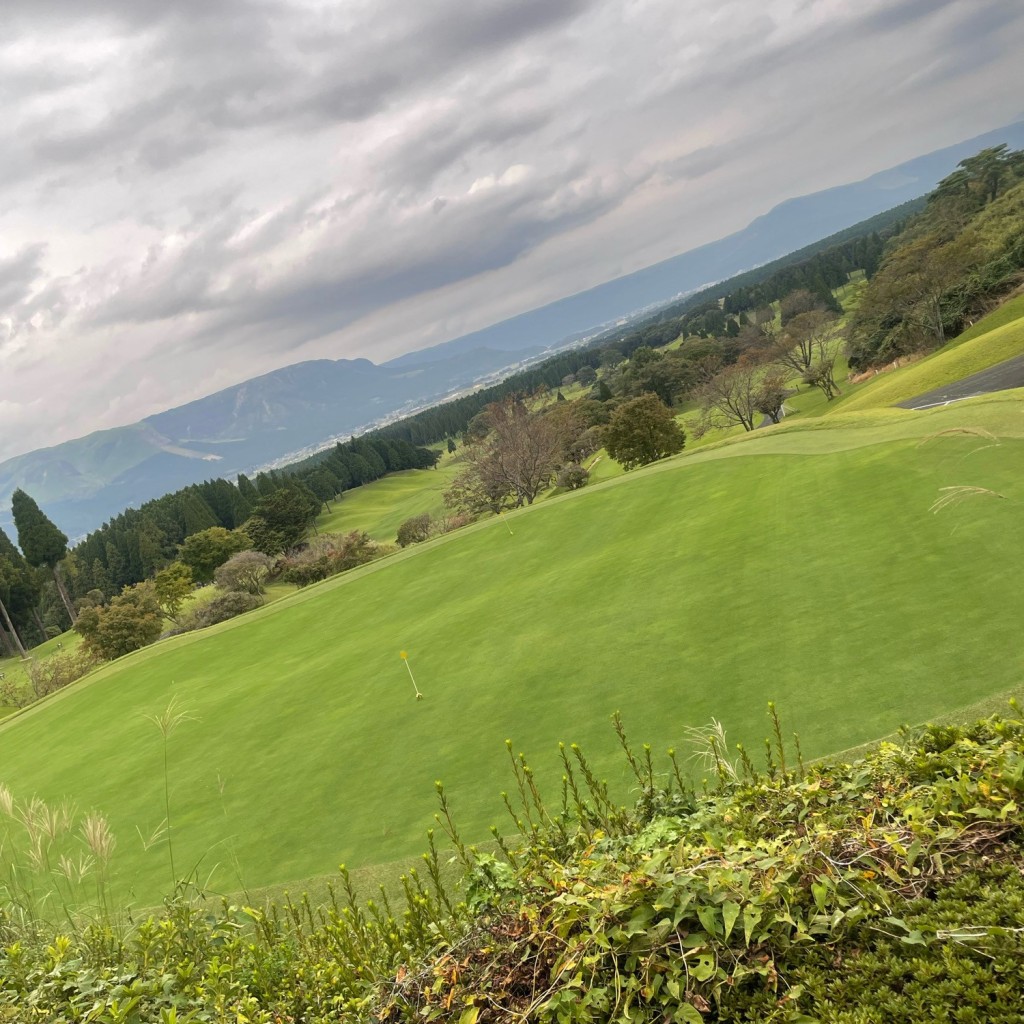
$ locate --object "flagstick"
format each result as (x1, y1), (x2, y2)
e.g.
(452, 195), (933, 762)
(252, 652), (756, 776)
(400, 651), (423, 699)
(500, 511), (514, 536)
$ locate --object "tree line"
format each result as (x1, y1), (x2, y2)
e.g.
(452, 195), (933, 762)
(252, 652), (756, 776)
(367, 207), (914, 452)
(0, 434), (437, 656)
(848, 144), (1024, 368)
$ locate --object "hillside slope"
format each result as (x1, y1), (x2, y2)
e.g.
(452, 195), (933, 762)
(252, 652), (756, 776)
(0, 395), (1021, 906)
(832, 293), (1024, 414)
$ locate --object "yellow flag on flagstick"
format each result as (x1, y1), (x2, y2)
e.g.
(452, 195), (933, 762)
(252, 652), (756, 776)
(399, 651), (423, 699)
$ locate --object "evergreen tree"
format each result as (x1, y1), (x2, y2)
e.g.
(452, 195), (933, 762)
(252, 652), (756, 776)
(11, 490), (66, 569)
(236, 474), (260, 504)
(0, 537), (28, 656)
(0, 526), (24, 567)
(10, 489), (76, 624)
(245, 487), (319, 554)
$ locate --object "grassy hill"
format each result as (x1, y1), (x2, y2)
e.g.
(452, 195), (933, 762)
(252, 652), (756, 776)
(827, 292), (1024, 414)
(317, 457), (462, 541)
(1, 392), (1021, 908)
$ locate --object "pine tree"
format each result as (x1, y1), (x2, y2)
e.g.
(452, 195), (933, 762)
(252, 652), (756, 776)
(0, 530), (28, 656)
(10, 489), (76, 624)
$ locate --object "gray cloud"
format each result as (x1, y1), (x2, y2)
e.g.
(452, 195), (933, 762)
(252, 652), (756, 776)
(375, 104), (558, 190)
(86, 152), (642, 351)
(0, 245), (46, 311)
(8, 0), (597, 180)
(856, 0), (958, 33)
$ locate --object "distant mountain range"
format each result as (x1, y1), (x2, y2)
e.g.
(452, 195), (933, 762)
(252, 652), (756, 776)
(0, 347), (542, 539)
(4, 119), (1024, 541)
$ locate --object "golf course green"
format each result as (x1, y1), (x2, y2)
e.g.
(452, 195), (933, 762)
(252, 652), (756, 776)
(1, 393), (1022, 907)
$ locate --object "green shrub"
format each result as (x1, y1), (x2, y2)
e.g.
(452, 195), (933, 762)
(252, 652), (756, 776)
(24, 647), (101, 701)
(280, 531), (390, 587)
(214, 550), (274, 595)
(186, 590), (262, 628)
(74, 582), (163, 659)
(2, 711), (1024, 1021)
(556, 462), (590, 490)
(396, 513), (433, 547)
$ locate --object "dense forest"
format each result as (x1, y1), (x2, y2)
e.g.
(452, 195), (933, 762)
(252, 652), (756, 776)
(848, 145), (1024, 368)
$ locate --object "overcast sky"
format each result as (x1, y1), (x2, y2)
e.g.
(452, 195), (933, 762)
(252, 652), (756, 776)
(1, 0), (1022, 462)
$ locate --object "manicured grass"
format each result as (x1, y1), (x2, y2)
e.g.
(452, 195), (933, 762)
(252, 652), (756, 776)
(0, 631), (82, 692)
(831, 302), (1024, 414)
(949, 290), (1024, 347)
(316, 458), (462, 542)
(0, 397), (1021, 908)
(580, 449), (624, 486)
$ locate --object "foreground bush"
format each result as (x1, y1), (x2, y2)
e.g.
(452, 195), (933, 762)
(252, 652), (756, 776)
(2, 709), (1023, 1021)
(0, 647), (101, 708)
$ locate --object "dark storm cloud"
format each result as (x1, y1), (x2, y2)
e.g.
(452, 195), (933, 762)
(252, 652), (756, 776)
(10, 0), (598, 177)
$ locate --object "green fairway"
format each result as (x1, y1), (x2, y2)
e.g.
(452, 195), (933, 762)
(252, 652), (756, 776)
(951, 291), (1024, 347)
(316, 459), (462, 541)
(1, 397), (1022, 908)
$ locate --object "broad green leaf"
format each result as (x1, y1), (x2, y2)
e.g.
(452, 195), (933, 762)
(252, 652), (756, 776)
(721, 900), (740, 941)
(627, 904), (655, 934)
(691, 953), (716, 982)
(696, 905), (719, 937)
(673, 1006), (703, 1024)
(742, 904), (762, 945)
(810, 881), (828, 912)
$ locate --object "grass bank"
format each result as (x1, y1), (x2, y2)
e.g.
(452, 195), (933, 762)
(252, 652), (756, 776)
(0, 398), (1021, 907)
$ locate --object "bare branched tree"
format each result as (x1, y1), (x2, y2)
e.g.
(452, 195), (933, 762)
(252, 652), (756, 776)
(696, 361), (761, 432)
(445, 394), (578, 515)
(774, 309), (843, 400)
